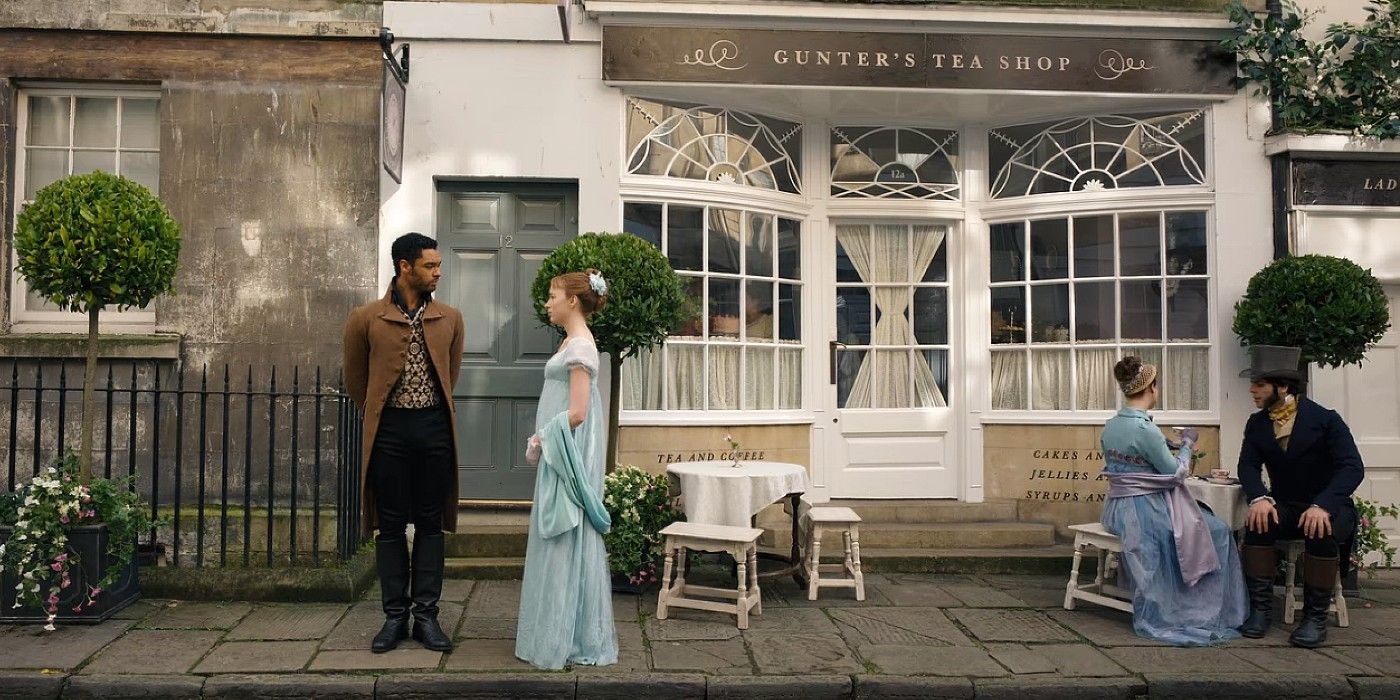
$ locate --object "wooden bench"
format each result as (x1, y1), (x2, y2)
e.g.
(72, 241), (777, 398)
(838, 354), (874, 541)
(656, 522), (764, 629)
(804, 506), (865, 601)
(1063, 522), (1132, 614)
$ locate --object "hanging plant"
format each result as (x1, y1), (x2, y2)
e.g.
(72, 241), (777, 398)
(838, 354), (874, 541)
(1223, 0), (1400, 140)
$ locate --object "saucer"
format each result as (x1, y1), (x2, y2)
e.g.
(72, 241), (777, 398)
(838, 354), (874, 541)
(1206, 477), (1239, 485)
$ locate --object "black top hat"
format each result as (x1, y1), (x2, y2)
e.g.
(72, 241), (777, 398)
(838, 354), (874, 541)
(1239, 345), (1304, 383)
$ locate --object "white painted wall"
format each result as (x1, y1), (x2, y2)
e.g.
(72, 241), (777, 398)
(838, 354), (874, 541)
(1296, 0), (1372, 42)
(379, 2), (622, 292)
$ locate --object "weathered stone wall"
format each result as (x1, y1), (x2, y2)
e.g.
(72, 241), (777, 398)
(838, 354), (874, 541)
(0, 1), (380, 36)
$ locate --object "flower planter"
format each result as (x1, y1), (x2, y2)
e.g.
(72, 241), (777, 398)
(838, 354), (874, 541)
(0, 524), (141, 625)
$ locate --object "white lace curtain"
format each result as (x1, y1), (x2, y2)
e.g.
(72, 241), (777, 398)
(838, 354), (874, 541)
(620, 342), (802, 410)
(835, 224), (947, 409)
(991, 345), (1209, 410)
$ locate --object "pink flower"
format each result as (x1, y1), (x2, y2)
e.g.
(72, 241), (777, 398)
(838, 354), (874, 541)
(1362, 517), (1372, 528)
(47, 594), (58, 605)
(59, 516), (68, 525)
(62, 476), (70, 483)
(88, 586), (101, 597)
(72, 605), (83, 613)
(56, 554), (67, 562)
(60, 579), (70, 590)
(50, 562), (63, 572)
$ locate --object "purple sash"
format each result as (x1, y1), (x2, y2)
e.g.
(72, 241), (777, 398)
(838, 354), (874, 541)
(1105, 465), (1220, 587)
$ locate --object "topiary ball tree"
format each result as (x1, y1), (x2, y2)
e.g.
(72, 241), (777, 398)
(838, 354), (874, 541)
(532, 233), (689, 471)
(15, 172), (181, 483)
(1233, 254), (1390, 370)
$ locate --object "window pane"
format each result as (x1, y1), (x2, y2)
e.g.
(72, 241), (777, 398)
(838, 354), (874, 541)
(919, 349), (950, 407)
(73, 150), (115, 176)
(778, 218), (801, 280)
(835, 230), (864, 283)
(27, 96), (70, 147)
(120, 98), (160, 149)
(74, 97), (118, 148)
(778, 349), (802, 409)
(745, 280), (774, 340)
(620, 346), (662, 410)
(1167, 279), (1209, 341)
(709, 278), (740, 339)
(1031, 349), (1071, 409)
(1030, 218), (1069, 280)
(1119, 212), (1161, 276)
(666, 345), (703, 410)
(708, 208), (742, 274)
(709, 345), (739, 410)
(991, 350), (1027, 409)
(623, 202), (662, 249)
(1121, 280), (1162, 341)
(913, 287), (948, 345)
(914, 224), (947, 283)
(1122, 346), (1163, 374)
(777, 283), (801, 341)
(837, 287), (872, 345)
(745, 347), (775, 410)
(668, 205), (703, 271)
(747, 213), (774, 277)
(1073, 215), (1114, 277)
(1166, 211), (1207, 276)
(120, 151), (159, 194)
(1163, 346), (1210, 410)
(991, 287), (1026, 344)
(24, 149), (68, 199)
(874, 350), (911, 409)
(1031, 284), (1070, 343)
(1076, 347), (1118, 410)
(1074, 281), (1115, 342)
(675, 277), (704, 336)
(922, 235), (948, 283)
(990, 222), (1026, 282)
(836, 349), (866, 408)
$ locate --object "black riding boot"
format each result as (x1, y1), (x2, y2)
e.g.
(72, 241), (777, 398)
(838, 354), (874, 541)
(410, 531), (453, 651)
(371, 534), (411, 653)
(1240, 545), (1276, 638)
(1290, 554), (1338, 649)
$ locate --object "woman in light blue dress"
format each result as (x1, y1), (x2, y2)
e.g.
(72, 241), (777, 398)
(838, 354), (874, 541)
(515, 268), (617, 670)
(1099, 356), (1246, 646)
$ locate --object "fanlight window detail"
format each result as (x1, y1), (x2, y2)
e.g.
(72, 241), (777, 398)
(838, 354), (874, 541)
(831, 127), (960, 201)
(626, 97), (802, 194)
(989, 111), (1207, 200)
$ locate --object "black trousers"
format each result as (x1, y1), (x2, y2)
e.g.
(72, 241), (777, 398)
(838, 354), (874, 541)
(369, 407), (453, 539)
(1242, 501), (1357, 559)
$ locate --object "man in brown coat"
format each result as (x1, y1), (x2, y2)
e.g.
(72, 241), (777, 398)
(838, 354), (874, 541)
(344, 232), (464, 653)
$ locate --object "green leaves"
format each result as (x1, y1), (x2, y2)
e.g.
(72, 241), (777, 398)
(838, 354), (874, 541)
(530, 232), (689, 359)
(1232, 255), (1391, 369)
(14, 172), (181, 315)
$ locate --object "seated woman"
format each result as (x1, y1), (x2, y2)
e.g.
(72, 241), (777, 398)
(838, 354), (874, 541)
(1099, 356), (1246, 646)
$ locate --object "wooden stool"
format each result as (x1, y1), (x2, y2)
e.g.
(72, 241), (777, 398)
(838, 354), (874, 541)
(1063, 523), (1132, 613)
(656, 522), (764, 629)
(1279, 540), (1349, 627)
(803, 506), (865, 601)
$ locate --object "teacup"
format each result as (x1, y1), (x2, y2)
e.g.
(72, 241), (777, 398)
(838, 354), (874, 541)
(1210, 469), (1231, 480)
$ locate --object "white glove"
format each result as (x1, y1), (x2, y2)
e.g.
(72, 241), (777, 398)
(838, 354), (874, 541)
(1178, 427), (1199, 447)
(525, 434), (542, 466)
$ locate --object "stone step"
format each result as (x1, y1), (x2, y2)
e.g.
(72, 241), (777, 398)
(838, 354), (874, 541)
(768, 522), (1057, 551)
(441, 545), (1074, 580)
(444, 527), (528, 558)
(815, 499), (1021, 524)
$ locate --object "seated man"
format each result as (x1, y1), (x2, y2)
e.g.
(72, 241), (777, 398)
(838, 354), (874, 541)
(1237, 345), (1364, 648)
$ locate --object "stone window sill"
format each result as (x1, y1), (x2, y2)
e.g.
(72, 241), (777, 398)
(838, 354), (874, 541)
(0, 333), (181, 360)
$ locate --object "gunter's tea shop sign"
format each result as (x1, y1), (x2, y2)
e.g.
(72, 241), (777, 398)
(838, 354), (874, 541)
(1293, 159), (1400, 208)
(602, 26), (1237, 95)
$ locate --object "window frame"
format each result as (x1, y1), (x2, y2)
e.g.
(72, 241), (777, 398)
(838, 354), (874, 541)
(9, 84), (162, 333)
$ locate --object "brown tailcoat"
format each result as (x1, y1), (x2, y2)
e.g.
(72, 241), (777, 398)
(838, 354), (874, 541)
(343, 289), (465, 537)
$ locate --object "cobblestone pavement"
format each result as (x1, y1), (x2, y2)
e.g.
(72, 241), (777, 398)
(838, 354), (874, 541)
(5, 570), (1400, 698)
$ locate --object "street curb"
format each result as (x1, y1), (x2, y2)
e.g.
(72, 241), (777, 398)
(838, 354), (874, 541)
(1350, 677), (1400, 700)
(707, 674), (853, 699)
(575, 673), (706, 699)
(973, 676), (1146, 699)
(203, 673), (377, 698)
(63, 673), (205, 699)
(375, 672), (577, 699)
(852, 675), (974, 698)
(0, 671), (67, 700)
(1144, 673), (1355, 699)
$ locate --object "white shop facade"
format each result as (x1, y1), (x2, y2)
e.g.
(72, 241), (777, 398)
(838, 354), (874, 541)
(375, 0), (1391, 531)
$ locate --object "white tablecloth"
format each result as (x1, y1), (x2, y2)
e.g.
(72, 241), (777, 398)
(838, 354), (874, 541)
(1186, 478), (1247, 532)
(666, 461), (808, 528)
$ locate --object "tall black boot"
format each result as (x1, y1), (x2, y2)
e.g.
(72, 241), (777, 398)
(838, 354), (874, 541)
(410, 531), (453, 652)
(1290, 553), (1338, 649)
(1240, 545), (1276, 638)
(371, 534), (411, 653)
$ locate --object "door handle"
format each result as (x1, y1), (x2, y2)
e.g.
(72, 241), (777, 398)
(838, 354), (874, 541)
(829, 340), (846, 385)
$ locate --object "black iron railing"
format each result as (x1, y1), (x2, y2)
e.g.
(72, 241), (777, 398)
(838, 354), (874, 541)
(0, 360), (363, 568)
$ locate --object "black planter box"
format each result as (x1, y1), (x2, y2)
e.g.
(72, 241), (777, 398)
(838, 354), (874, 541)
(0, 524), (140, 625)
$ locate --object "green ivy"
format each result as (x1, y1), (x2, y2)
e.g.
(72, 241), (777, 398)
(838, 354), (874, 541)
(15, 172), (181, 314)
(1232, 255), (1391, 369)
(1353, 498), (1399, 576)
(601, 466), (684, 582)
(1223, 0), (1400, 139)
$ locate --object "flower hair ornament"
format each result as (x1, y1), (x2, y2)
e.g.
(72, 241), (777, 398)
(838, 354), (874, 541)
(588, 271), (608, 296)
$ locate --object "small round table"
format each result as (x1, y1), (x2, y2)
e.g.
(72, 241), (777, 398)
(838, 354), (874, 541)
(666, 460), (809, 583)
(1186, 478), (1248, 532)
